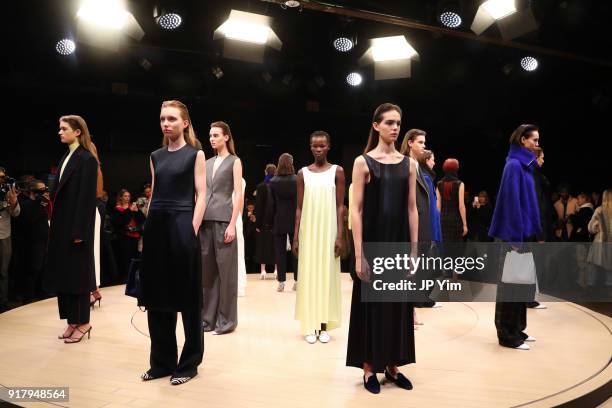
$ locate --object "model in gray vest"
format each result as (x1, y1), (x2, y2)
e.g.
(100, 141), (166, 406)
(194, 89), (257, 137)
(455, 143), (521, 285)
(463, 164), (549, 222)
(201, 154), (239, 334)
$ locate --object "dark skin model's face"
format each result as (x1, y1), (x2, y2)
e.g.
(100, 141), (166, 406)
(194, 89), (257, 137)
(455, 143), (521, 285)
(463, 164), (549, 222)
(310, 136), (330, 164)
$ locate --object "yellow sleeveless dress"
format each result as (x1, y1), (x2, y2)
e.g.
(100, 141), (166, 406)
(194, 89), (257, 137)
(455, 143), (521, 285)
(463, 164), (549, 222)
(295, 165), (342, 335)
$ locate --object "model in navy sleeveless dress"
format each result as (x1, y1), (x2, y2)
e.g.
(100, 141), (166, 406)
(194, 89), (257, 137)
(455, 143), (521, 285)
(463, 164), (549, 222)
(139, 144), (203, 381)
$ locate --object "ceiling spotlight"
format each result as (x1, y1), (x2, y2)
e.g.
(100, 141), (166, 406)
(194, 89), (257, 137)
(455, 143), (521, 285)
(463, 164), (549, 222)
(77, 0), (131, 30)
(346, 72), (362, 87)
(214, 10), (282, 63)
(156, 13), (182, 30)
(217, 12), (273, 45)
(211, 66), (224, 79)
(371, 36), (418, 62)
(284, 1), (301, 7)
(333, 37), (354, 52)
(471, 0), (536, 39)
(520, 56), (538, 72)
(481, 0), (516, 20)
(439, 11), (462, 28)
(55, 39), (76, 55)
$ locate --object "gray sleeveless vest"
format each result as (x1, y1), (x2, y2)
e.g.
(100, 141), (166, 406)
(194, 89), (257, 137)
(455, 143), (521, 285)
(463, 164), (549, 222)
(204, 154), (238, 222)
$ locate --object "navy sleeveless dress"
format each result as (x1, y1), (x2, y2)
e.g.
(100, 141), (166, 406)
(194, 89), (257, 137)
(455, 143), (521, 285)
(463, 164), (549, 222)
(346, 154), (415, 373)
(139, 144), (202, 312)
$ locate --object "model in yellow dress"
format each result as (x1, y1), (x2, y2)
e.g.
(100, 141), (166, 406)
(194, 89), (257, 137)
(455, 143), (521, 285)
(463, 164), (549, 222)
(293, 131), (345, 343)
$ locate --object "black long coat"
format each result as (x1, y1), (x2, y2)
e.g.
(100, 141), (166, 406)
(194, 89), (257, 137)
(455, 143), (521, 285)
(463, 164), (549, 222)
(43, 146), (98, 294)
(269, 175), (297, 235)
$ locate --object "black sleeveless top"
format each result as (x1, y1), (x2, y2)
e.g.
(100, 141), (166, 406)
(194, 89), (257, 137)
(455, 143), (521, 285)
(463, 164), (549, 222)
(362, 154), (410, 242)
(150, 144), (198, 212)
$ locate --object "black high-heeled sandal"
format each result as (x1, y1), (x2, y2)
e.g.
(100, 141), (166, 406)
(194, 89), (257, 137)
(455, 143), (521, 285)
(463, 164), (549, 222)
(64, 326), (92, 344)
(90, 291), (102, 309)
(57, 324), (76, 339)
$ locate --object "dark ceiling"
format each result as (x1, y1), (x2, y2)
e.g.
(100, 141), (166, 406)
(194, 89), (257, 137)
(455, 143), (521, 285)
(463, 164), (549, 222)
(3, 0), (611, 195)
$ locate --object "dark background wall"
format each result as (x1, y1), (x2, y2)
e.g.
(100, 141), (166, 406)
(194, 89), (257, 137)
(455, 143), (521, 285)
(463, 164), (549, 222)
(2, 0), (611, 201)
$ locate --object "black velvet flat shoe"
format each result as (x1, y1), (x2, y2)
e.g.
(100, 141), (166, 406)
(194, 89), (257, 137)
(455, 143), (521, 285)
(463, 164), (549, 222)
(363, 374), (380, 394)
(384, 369), (413, 390)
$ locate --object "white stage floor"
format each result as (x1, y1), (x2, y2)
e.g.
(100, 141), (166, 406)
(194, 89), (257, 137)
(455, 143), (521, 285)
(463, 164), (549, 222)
(0, 274), (610, 407)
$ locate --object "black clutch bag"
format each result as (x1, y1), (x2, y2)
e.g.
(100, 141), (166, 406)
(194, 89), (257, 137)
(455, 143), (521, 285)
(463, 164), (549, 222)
(125, 258), (141, 298)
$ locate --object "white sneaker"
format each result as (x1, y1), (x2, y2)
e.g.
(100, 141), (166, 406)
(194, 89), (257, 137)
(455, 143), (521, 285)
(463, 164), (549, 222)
(515, 343), (530, 350)
(533, 304), (547, 309)
(305, 334), (317, 344)
(431, 302), (442, 308)
(318, 331), (331, 343)
(525, 336), (536, 342)
(277, 282), (285, 292)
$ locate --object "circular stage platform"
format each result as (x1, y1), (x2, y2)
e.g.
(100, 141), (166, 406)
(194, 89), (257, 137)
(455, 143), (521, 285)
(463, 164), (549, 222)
(0, 274), (610, 407)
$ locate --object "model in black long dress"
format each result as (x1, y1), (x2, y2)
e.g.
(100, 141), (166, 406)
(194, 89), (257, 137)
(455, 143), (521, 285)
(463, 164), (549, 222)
(346, 154), (415, 372)
(140, 143), (203, 380)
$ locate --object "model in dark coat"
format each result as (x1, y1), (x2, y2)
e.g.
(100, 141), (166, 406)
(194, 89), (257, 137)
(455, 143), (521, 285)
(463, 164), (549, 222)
(254, 179), (277, 270)
(269, 173), (298, 287)
(45, 123), (98, 345)
(45, 145), (98, 296)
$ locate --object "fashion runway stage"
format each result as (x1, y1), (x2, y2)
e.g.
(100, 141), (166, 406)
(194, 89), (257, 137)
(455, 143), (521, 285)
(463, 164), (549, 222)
(0, 274), (610, 408)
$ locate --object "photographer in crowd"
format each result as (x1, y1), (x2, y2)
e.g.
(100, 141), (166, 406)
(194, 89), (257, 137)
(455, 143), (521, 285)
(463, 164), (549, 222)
(0, 167), (21, 312)
(19, 179), (50, 303)
(111, 189), (145, 281)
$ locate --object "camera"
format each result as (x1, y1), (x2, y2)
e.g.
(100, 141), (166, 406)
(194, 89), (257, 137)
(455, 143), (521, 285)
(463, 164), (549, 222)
(136, 196), (148, 209)
(0, 174), (16, 203)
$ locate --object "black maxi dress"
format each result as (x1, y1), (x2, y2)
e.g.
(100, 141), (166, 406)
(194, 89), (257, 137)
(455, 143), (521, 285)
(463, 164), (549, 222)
(346, 155), (415, 373)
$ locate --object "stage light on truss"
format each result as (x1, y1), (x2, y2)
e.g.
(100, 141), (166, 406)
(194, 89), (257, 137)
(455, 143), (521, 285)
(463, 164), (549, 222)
(359, 35), (418, 80)
(481, 0), (516, 20)
(471, 0), (537, 40)
(371, 36), (418, 62)
(77, 0), (131, 30)
(76, 0), (144, 51)
(56, 39), (76, 55)
(333, 37), (354, 52)
(439, 11), (462, 28)
(346, 72), (363, 86)
(214, 10), (282, 63)
(520, 56), (538, 72)
(215, 10), (280, 46)
(154, 9), (182, 30)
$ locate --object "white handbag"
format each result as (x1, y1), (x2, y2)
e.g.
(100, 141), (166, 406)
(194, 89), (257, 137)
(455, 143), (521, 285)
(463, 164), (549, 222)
(501, 250), (536, 284)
